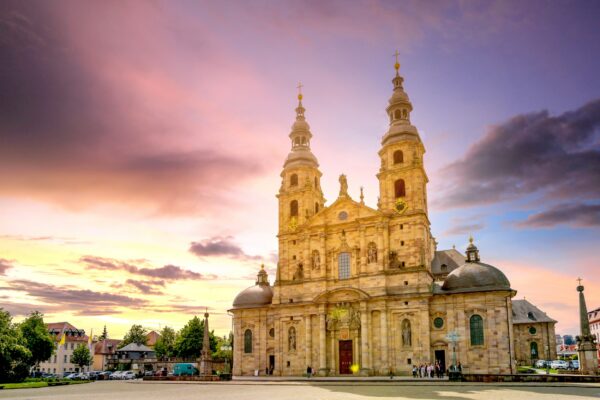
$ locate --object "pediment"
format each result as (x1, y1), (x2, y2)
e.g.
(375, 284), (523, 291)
(313, 287), (370, 303)
(306, 196), (381, 227)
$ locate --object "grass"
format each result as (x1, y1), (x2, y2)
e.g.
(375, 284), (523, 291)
(518, 365), (560, 374)
(1, 380), (91, 390)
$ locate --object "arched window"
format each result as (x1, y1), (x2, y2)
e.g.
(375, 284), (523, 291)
(394, 109), (401, 120)
(402, 109), (408, 119)
(393, 150), (403, 164)
(301, 137), (306, 145)
(244, 329), (252, 353)
(315, 202), (319, 213)
(290, 200), (298, 217)
(530, 341), (538, 360)
(290, 174), (298, 187)
(288, 327), (296, 351)
(394, 179), (406, 198)
(338, 252), (350, 279)
(470, 315), (484, 346)
(294, 137), (300, 146)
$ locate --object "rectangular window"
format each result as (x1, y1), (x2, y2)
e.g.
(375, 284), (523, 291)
(64, 355), (67, 363)
(338, 252), (351, 279)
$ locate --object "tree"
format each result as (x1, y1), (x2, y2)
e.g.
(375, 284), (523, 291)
(212, 334), (232, 362)
(154, 326), (176, 359)
(0, 308), (32, 383)
(71, 344), (93, 370)
(119, 324), (147, 348)
(18, 311), (54, 367)
(174, 316), (217, 358)
(98, 325), (108, 341)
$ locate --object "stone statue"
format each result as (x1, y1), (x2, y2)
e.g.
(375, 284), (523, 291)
(289, 327), (296, 351)
(367, 242), (377, 263)
(402, 319), (412, 347)
(339, 174), (348, 197)
(311, 250), (320, 270)
(293, 263), (304, 280)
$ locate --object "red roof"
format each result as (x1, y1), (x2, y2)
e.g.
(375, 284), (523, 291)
(46, 321), (88, 343)
(94, 339), (122, 355)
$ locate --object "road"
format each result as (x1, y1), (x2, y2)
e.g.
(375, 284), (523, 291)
(1, 380), (599, 399)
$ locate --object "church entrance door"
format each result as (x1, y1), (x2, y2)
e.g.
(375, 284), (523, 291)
(434, 350), (446, 373)
(339, 340), (353, 374)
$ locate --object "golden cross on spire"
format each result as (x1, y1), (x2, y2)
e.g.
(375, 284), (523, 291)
(577, 277), (583, 286)
(297, 82), (303, 101)
(393, 50), (400, 72)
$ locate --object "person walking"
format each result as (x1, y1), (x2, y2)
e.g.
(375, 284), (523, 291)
(412, 365), (417, 378)
(306, 366), (312, 378)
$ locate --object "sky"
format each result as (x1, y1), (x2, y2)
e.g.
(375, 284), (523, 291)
(0, 0), (599, 338)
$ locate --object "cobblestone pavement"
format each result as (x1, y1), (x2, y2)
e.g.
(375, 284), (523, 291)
(1, 380), (599, 400)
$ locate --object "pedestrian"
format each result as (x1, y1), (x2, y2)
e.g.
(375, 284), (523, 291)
(412, 365), (417, 378)
(420, 364), (426, 378)
(306, 366), (312, 378)
(458, 362), (462, 372)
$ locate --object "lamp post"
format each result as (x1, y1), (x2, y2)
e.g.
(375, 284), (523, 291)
(446, 331), (461, 381)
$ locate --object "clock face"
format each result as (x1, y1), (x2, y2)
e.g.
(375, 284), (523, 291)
(394, 199), (407, 214)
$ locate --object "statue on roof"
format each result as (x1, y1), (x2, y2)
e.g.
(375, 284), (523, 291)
(339, 174), (348, 197)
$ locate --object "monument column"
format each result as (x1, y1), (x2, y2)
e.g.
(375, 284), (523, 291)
(576, 278), (599, 374)
(319, 305), (328, 375)
(360, 301), (370, 375)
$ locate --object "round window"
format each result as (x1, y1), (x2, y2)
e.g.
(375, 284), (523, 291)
(269, 328), (275, 338)
(433, 317), (444, 329)
(529, 326), (537, 335)
(338, 211), (348, 220)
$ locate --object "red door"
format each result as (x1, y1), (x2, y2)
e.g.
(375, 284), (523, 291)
(339, 340), (353, 374)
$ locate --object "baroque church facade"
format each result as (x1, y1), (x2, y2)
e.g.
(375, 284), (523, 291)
(230, 61), (555, 376)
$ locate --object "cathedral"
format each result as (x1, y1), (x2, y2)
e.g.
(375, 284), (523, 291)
(230, 60), (556, 376)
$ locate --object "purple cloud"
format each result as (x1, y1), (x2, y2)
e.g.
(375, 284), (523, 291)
(0, 258), (13, 275)
(189, 236), (261, 261)
(518, 203), (600, 228)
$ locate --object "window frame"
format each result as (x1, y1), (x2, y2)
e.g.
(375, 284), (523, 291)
(469, 314), (484, 346)
(244, 329), (253, 354)
(338, 252), (351, 280)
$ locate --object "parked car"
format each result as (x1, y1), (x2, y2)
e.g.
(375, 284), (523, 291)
(534, 360), (548, 368)
(110, 371), (123, 380)
(569, 360), (580, 370)
(122, 371), (136, 380)
(64, 373), (78, 380)
(144, 370), (154, 377)
(550, 360), (569, 369)
(173, 363), (198, 376)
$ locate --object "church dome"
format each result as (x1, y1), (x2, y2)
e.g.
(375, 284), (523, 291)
(232, 284), (273, 308)
(441, 237), (512, 293)
(283, 148), (319, 168)
(232, 265), (273, 309)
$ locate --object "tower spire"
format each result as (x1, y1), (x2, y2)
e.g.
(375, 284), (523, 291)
(283, 83), (318, 169)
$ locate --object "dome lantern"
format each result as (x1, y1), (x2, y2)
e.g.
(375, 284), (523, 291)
(466, 235), (480, 263)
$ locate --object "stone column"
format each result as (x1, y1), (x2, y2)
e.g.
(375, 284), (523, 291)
(360, 302), (370, 375)
(305, 314), (312, 369)
(359, 225), (366, 274)
(319, 308), (327, 375)
(320, 233), (326, 279)
(382, 220), (390, 269)
(380, 306), (389, 372)
(302, 234), (310, 280)
(376, 224), (384, 272)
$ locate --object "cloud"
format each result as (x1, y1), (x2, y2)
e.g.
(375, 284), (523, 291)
(435, 99), (600, 226)
(125, 279), (165, 295)
(4, 280), (147, 315)
(81, 255), (217, 280)
(518, 203), (600, 228)
(0, 258), (13, 275)
(443, 222), (485, 236)
(1, 302), (60, 317)
(0, 1), (266, 215)
(189, 236), (261, 261)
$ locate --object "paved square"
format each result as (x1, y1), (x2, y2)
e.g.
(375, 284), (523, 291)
(1, 381), (599, 400)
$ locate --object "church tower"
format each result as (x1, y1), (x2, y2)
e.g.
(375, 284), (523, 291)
(377, 55), (433, 269)
(277, 87), (325, 233)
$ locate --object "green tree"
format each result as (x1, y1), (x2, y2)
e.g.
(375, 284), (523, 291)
(154, 326), (176, 358)
(98, 325), (108, 341)
(212, 334), (232, 362)
(119, 324), (147, 348)
(18, 311), (54, 367)
(174, 316), (217, 358)
(71, 344), (93, 370)
(0, 308), (32, 383)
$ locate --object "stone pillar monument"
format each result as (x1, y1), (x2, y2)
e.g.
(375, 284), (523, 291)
(199, 311), (213, 376)
(576, 278), (598, 375)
